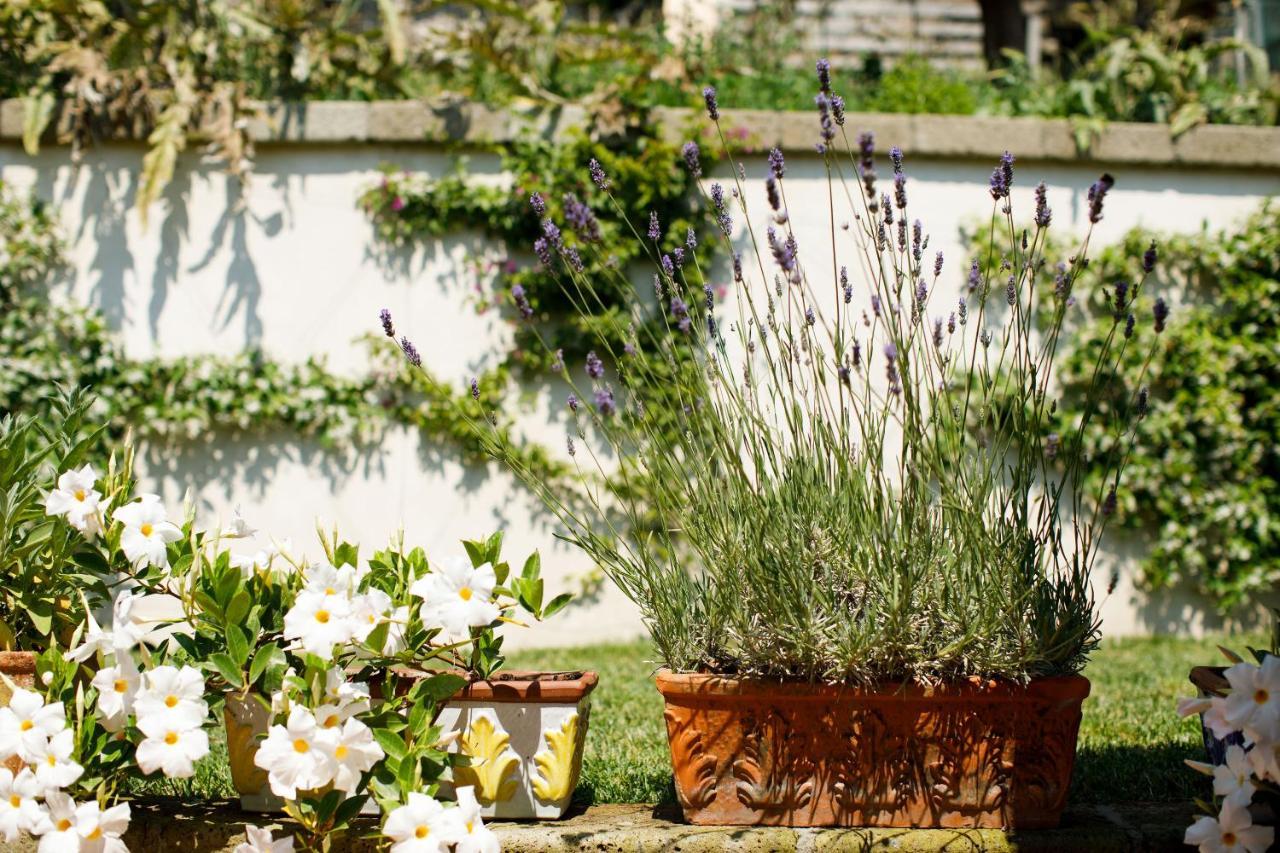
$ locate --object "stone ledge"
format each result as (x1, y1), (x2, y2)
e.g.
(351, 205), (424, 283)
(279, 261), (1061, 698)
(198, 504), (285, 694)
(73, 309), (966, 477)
(1, 98), (1277, 170)
(0, 800), (1190, 852)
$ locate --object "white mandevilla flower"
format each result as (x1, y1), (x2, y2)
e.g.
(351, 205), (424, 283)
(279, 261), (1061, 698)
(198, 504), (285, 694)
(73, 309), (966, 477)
(448, 787), (499, 853)
(109, 590), (158, 653)
(382, 605), (410, 656)
(1223, 657), (1280, 744)
(283, 590), (354, 659)
(0, 687), (65, 763)
(383, 792), (455, 853)
(37, 791), (79, 851)
(91, 654), (140, 731)
(304, 563), (368, 597)
(71, 799), (130, 853)
(231, 550), (274, 580)
(30, 729), (83, 791)
(65, 608), (116, 664)
(1213, 745), (1258, 808)
(234, 824), (294, 853)
(349, 588), (393, 645)
(133, 665), (208, 732)
(113, 494), (183, 568)
(254, 707), (337, 800)
(410, 557), (500, 643)
(222, 506), (258, 540)
(1185, 799), (1273, 853)
(325, 717), (384, 795)
(321, 668), (371, 720)
(0, 768), (46, 842)
(44, 464), (108, 539)
(135, 714), (210, 779)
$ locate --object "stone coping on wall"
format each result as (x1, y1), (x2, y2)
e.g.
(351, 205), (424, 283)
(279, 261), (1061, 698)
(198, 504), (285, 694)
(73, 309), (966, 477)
(2, 98), (1279, 170)
(0, 799), (1193, 852)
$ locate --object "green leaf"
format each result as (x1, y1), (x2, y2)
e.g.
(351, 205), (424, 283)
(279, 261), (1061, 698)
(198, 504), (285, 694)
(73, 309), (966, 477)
(225, 589), (252, 628)
(227, 625), (250, 669)
(209, 653), (243, 689)
(373, 728), (407, 761)
(411, 672), (465, 704)
(248, 642), (283, 686)
(462, 539), (486, 567)
(542, 592), (573, 619)
(521, 551), (541, 581)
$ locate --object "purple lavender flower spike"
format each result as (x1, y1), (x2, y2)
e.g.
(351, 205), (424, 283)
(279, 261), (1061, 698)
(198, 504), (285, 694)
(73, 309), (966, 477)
(1087, 173), (1115, 224)
(1102, 486), (1117, 517)
(841, 266), (851, 303)
(1034, 182), (1051, 228)
(379, 308), (395, 338)
(933, 318), (943, 348)
(551, 349), (565, 372)
(585, 351), (605, 379)
(686, 227), (697, 250)
(805, 306), (816, 326)
(710, 183), (725, 211)
(672, 247), (685, 268)
(568, 393), (579, 412)
(566, 435), (575, 456)
(1153, 297), (1169, 333)
(533, 237), (553, 267)
(766, 176), (782, 211)
(889, 146), (904, 175)
(934, 250), (944, 278)
(768, 148), (785, 180)
(661, 255), (675, 278)
(594, 387), (617, 417)
(968, 260), (981, 293)
(1143, 241), (1158, 274)
(588, 158), (609, 190)
(682, 142), (702, 178)
(1006, 276), (1017, 306)
(512, 283), (534, 320)
(703, 86), (719, 121)
(647, 211), (661, 241)
(831, 95), (845, 126)
(400, 336), (421, 367)
(916, 279), (928, 304)
(470, 378), (480, 400)
(530, 192), (546, 217)
(816, 58), (831, 93)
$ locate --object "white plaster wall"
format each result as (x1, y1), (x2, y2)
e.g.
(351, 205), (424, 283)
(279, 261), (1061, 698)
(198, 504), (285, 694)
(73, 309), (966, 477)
(2, 139), (1277, 644)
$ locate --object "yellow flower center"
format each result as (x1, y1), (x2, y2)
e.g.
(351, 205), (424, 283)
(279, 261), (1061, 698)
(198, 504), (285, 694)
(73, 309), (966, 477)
(315, 610), (330, 624)
(293, 739), (310, 754)
(87, 828), (102, 840)
(165, 695), (179, 708)
(1223, 832), (1237, 845)
(113, 679), (128, 693)
(19, 720), (33, 731)
(8, 795), (20, 807)
(415, 826), (429, 839)
(56, 819), (72, 832)
(466, 821), (474, 833)
(334, 745), (349, 760)
(164, 732), (179, 745)
(74, 489), (86, 501)
(1255, 689), (1269, 704)
(322, 715), (340, 728)
(324, 587), (336, 595)
(459, 587), (473, 601)
(140, 522), (154, 537)
(46, 755), (57, 767)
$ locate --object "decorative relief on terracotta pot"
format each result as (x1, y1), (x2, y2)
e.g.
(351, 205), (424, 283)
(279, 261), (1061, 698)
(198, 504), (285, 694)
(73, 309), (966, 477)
(925, 705), (1014, 817)
(454, 714), (519, 806)
(662, 707), (718, 809)
(832, 708), (917, 819)
(1012, 701), (1082, 814)
(531, 711), (584, 804)
(733, 709), (815, 812)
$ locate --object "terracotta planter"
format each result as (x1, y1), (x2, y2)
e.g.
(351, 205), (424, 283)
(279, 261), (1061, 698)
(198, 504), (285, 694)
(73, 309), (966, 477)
(436, 671), (597, 819)
(0, 651), (38, 776)
(657, 670), (1089, 829)
(224, 692), (282, 812)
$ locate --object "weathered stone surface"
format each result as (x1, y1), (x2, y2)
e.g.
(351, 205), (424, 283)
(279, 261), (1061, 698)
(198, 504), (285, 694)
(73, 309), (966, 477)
(3, 98), (1278, 169)
(0, 800), (1191, 852)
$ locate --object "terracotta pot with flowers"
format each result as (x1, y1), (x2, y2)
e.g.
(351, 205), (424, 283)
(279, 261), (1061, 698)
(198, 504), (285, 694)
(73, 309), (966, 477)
(390, 60), (1173, 829)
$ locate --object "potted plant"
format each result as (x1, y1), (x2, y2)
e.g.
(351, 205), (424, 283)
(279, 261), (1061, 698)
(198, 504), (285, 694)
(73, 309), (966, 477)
(416, 533), (590, 820)
(390, 66), (1170, 828)
(1180, 641), (1280, 851)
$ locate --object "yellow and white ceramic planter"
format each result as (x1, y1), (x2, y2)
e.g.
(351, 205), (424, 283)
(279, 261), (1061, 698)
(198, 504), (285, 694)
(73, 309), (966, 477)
(436, 671), (597, 820)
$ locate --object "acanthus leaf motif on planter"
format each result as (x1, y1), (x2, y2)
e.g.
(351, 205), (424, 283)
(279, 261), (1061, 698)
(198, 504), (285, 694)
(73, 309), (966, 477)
(1010, 699), (1083, 816)
(732, 707), (815, 814)
(662, 706), (718, 810)
(831, 707), (919, 822)
(924, 703), (1014, 818)
(531, 709), (586, 804)
(453, 712), (520, 806)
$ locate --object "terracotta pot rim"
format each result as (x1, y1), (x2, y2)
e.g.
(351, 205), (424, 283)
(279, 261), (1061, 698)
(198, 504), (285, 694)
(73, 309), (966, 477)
(390, 667), (599, 703)
(0, 651), (38, 676)
(655, 668), (1090, 701)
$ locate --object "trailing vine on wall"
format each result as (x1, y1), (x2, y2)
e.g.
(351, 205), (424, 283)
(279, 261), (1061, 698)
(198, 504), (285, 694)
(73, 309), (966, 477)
(0, 179), (577, 521)
(1052, 203), (1280, 611)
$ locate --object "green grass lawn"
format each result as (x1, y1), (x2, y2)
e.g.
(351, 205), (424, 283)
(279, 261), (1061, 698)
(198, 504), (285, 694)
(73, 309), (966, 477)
(135, 634), (1250, 805)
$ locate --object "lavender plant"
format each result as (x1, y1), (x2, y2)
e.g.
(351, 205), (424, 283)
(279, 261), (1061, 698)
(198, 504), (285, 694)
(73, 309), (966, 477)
(393, 65), (1168, 685)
